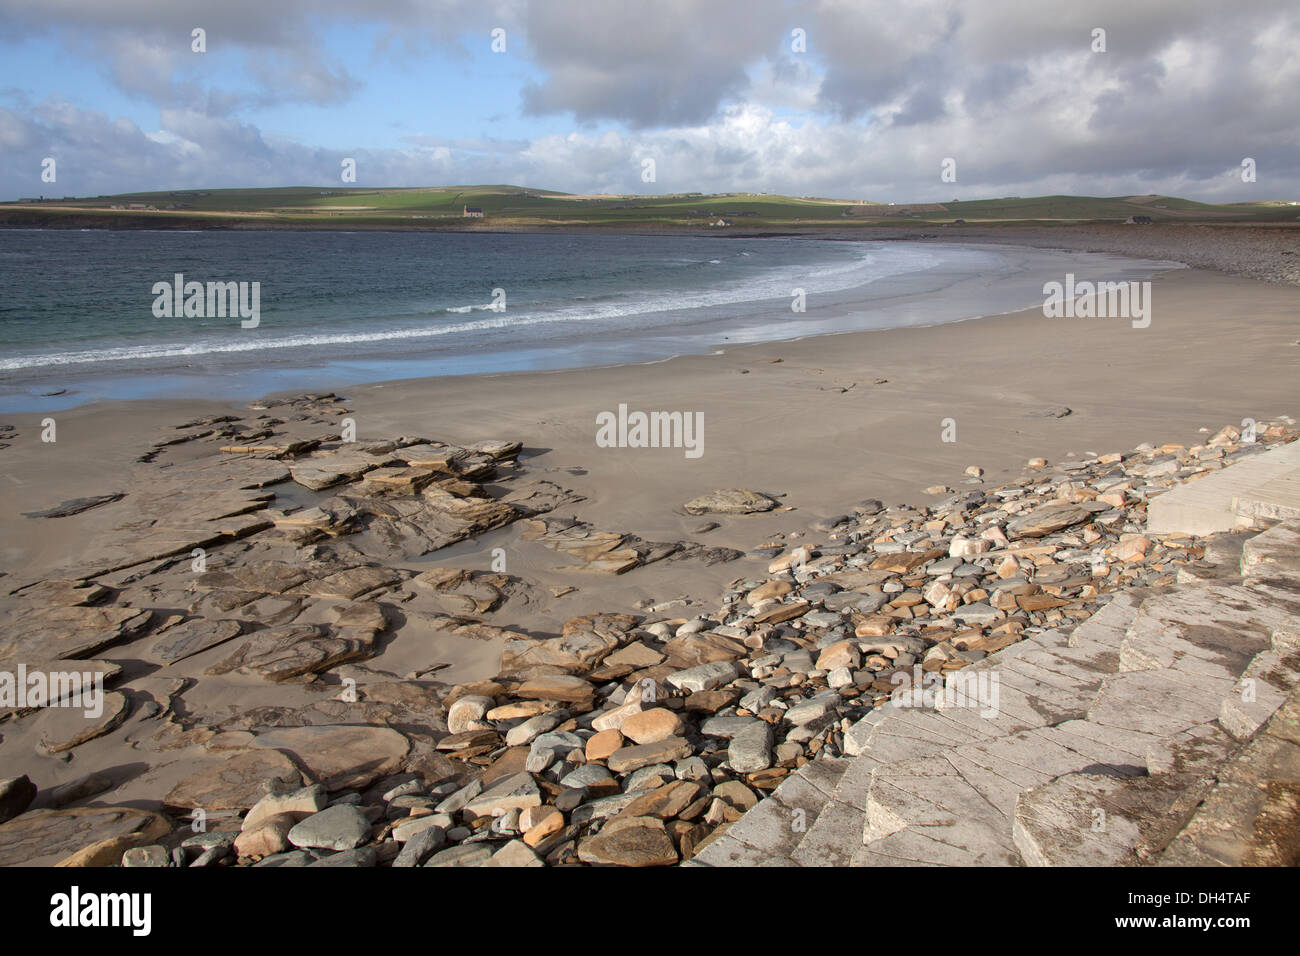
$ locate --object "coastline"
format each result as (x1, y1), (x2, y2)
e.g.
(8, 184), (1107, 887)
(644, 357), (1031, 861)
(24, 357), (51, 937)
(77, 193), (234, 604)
(0, 253), (1297, 866)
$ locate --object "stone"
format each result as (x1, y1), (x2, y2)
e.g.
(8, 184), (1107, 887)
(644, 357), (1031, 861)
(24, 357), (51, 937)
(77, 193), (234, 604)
(667, 661), (739, 694)
(243, 785), (328, 830)
(308, 847), (378, 867)
(121, 845), (170, 868)
(0, 776), (37, 824)
(619, 779), (703, 819)
(815, 641), (860, 671)
(165, 750), (303, 810)
(514, 675), (595, 704)
(728, 721), (773, 773)
(251, 725), (410, 791)
(585, 729), (624, 762)
(287, 804), (372, 851)
(235, 812), (299, 858)
(426, 843), (494, 867)
(392, 824), (447, 866)
(608, 737), (694, 774)
(447, 695), (494, 734)
(1006, 503), (1092, 539)
(506, 713), (562, 747)
(36, 692), (130, 754)
(462, 772), (543, 816)
(0, 806), (171, 867)
(148, 618), (245, 664)
(485, 839), (544, 867)
(523, 806), (566, 847)
(591, 695), (644, 732)
(577, 815), (679, 866)
(683, 489), (778, 515)
(620, 708), (685, 745)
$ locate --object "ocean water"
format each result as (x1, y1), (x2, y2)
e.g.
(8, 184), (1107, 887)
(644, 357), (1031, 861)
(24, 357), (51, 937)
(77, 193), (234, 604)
(0, 230), (1182, 411)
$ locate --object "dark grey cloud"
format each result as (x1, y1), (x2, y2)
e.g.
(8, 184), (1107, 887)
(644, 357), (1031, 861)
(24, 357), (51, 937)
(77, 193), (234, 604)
(0, 0), (1297, 201)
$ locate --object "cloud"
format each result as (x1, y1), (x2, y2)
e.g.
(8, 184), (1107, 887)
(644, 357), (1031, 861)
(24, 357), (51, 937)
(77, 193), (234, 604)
(0, 0), (1298, 200)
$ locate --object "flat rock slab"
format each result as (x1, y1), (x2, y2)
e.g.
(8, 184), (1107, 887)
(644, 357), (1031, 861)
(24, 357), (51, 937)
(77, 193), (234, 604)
(206, 623), (378, 682)
(287, 804), (373, 850)
(23, 493), (126, 519)
(577, 815), (679, 866)
(1007, 503), (1093, 539)
(251, 725), (410, 791)
(165, 750), (304, 810)
(683, 489), (778, 515)
(0, 605), (153, 664)
(0, 806), (170, 867)
(36, 692), (131, 754)
(148, 618), (245, 665)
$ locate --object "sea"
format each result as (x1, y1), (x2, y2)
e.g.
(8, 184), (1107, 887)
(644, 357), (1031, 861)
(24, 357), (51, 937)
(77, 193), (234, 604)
(0, 230), (1184, 412)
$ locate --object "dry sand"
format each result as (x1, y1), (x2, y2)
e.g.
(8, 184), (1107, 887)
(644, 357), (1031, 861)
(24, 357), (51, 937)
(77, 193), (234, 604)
(0, 264), (1296, 812)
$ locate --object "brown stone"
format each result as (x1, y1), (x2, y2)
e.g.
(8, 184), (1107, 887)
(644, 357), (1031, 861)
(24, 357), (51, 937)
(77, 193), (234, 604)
(577, 815), (679, 866)
(619, 708), (684, 745)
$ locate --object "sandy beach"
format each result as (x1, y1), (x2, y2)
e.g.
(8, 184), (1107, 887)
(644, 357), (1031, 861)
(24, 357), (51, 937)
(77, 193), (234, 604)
(1, 255), (1297, 865)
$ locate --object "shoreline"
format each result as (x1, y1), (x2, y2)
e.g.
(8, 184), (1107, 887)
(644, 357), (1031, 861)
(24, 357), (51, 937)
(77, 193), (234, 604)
(0, 255), (1298, 865)
(0, 237), (1184, 413)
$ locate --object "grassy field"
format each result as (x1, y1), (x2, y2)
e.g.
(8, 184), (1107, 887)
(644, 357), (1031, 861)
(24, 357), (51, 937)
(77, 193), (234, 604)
(3, 184), (1298, 230)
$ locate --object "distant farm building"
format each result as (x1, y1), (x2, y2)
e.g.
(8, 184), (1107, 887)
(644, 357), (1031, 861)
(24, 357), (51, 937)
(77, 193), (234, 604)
(462, 205), (484, 218)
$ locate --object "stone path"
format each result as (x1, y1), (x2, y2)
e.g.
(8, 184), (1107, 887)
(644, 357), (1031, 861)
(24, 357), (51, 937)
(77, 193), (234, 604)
(692, 519), (1300, 866)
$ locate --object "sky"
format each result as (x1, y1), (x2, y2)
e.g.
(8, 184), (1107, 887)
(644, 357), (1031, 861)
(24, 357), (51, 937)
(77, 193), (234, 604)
(1, 0), (1297, 203)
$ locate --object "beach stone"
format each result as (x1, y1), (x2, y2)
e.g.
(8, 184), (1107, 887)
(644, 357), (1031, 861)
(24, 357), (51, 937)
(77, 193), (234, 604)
(620, 708), (684, 745)
(728, 721), (773, 773)
(683, 489), (777, 515)
(667, 661), (739, 694)
(253, 850), (312, 868)
(608, 737), (694, 774)
(390, 814), (448, 843)
(505, 713), (562, 747)
(514, 674), (595, 704)
(1006, 503), (1092, 539)
(700, 715), (759, 738)
(523, 807), (566, 847)
(235, 812), (299, 858)
(561, 764), (616, 789)
(0, 776), (37, 824)
(815, 641), (860, 672)
(251, 725), (409, 791)
(447, 695), (494, 734)
(620, 779), (703, 819)
(0, 806), (171, 867)
(287, 804), (372, 851)
(392, 824), (447, 866)
(243, 784), (328, 830)
(426, 843), (494, 867)
(35, 691), (130, 754)
(527, 731), (585, 773)
(462, 772), (543, 816)
(590, 696), (645, 733)
(486, 839), (544, 867)
(308, 847), (378, 867)
(585, 728), (624, 762)
(121, 845), (170, 868)
(148, 618), (245, 665)
(165, 750), (303, 810)
(578, 815), (678, 866)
